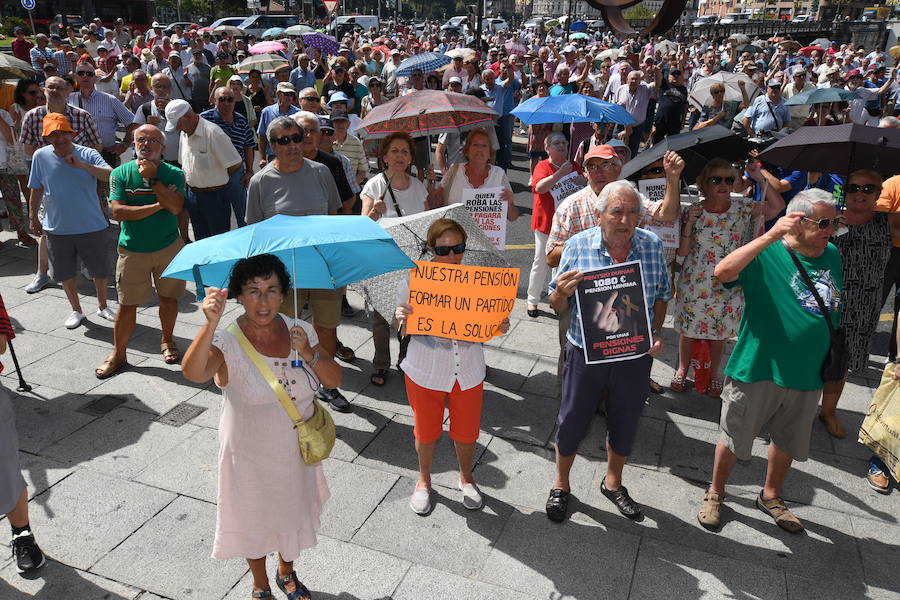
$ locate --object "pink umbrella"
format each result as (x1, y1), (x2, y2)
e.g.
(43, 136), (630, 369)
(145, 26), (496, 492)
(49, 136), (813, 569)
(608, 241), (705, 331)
(249, 41), (286, 55)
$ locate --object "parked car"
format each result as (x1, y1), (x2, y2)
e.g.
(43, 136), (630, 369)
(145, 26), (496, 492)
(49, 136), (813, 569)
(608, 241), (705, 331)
(692, 15), (718, 26)
(164, 22), (198, 35)
(719, 12), (750, 23)
(208, 16), (247, 31)
(441, 15), (469, 30)
(791, 14), (813, 22)
(329, 14), (379, 33)
(238, 14), (301, 38)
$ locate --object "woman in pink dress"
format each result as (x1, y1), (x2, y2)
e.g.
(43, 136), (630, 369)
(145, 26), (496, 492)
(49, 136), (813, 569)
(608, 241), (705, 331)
(183, 254), (341, 600)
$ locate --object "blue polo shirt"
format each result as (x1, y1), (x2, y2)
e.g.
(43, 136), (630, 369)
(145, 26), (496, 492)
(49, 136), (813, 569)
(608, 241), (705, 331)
(256, 104), (302, 159)
(482, 78), (520, 116)
(28, 144), (110, 235)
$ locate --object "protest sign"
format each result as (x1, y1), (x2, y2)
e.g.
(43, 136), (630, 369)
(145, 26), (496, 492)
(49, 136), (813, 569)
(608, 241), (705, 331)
(574, 260), (652, 363)
(404, 261), (519, 342)
(550, 171), (582, 210)
(462, 187), (507, 250)
(638, 177), (679, 249)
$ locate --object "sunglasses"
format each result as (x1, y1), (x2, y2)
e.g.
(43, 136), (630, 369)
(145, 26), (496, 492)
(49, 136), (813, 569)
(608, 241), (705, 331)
(846, 183), (880, 194)
(217, 96), (235, 102)
(709, 176), (735, 185)
(76, 70), (95, 76)
(802, 216), (842, 230)
(301, 96), (320, 102)
(273, 133), (305, 145)
(433, 243), (466, 256)
(641, 166), (665, 176)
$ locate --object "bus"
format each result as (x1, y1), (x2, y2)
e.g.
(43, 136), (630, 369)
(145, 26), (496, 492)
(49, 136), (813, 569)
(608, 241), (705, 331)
(5, 0), (155, 35)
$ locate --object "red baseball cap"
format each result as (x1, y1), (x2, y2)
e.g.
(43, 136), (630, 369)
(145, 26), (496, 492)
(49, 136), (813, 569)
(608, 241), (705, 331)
(583, 144), (617, 165)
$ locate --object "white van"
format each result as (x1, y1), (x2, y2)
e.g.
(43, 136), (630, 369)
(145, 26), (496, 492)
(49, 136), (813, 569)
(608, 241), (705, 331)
(330, 15), (380, 33)
(238, 14), (301, 38)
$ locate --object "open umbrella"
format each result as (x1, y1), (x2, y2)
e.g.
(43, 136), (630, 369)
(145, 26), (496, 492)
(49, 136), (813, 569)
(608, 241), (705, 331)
(811, 38), (832, 48)
(249, 41), (286, 55)
(783, 87), (861, 106)
(687, 71), (759, 112)
(735, 44), (763, 55)
(621, 125), (753, 184)
(350, 204), (509, 323)
(396, 52), (451, 77)
(599, 48), (622, 60)
(0, 54), (36, 79)
(262, 27), (286, 39)
(757, 123), (900, 177)
(446, 47), (476, 60)
(213, 25), (243, 36)
(236, 53), (288, 73)
(570, 21), (588, 31)
(512, 94), (636, 125)
(162, 214), (415, 298)
(284, 24), (316, 36)
(655, 40), (678, 55)
(729, 33), (750, 43)
(778, 40), (801, 53)
(358, 89), (497, 139)
(889, 45), (900, 61)
(544, 18), (560, 28)
(798, 45), (825, 57)
(504, 40), (528, 54)
(301, 32), (339, 55)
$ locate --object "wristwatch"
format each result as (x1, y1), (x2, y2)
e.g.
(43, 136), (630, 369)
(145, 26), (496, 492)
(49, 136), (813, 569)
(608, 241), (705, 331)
(307, 350), (320, 368)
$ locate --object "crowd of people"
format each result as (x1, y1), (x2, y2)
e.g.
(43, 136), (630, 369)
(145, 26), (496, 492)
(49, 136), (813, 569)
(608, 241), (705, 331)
(2, 14), (900, 599)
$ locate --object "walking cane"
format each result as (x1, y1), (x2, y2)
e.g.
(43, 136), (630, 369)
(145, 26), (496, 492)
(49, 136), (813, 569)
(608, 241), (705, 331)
(6, 339), (31, 393)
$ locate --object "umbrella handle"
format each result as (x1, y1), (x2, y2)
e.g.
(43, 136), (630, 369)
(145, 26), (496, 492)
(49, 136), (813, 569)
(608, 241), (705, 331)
(291, 248), (302, 368)
(192, 265), (206, 302)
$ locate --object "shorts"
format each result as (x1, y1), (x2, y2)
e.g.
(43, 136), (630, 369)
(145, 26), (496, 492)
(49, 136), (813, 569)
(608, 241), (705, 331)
(279, 288), (342, 329)
(556, 342), (652, 457)
(46, 228), (111, 283)
(719, 378), (821, 462)
(115, 238), (187, 305)
(404, 375), (483, 444)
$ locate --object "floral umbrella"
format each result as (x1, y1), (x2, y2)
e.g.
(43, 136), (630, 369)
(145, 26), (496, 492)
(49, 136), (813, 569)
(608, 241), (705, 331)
(357, 89), (498, 139)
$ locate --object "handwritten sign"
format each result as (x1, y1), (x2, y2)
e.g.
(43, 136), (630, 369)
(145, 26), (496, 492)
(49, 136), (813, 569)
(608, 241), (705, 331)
(550, 172), (582, 210)
(638, 177), (679, 249)
(574, 261), (652, 363)
(462, 186), (508, 250)
(405, 261), (520, 342)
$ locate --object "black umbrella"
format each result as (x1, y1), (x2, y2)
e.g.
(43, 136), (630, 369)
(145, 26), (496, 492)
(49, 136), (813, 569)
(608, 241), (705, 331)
(735, 44), (763, 55)
(621, 125), (753, 184)
(757, 123), (900, 177)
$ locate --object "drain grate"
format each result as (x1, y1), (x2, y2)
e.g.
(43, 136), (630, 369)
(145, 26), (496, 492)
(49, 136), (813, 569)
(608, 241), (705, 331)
(77, 395), (126, 416)
(156, 402), (206, 427)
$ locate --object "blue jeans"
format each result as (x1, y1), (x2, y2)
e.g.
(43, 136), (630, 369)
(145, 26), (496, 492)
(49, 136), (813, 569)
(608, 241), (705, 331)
(226, 164), (247, 228)
(186, 184), (233, 240)
(495, 114), (514, 171)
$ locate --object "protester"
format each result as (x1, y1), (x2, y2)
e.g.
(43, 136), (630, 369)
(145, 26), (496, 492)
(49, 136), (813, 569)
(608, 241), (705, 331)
(697, 189), (843, 533)
(257, 82), (302, 167)
(395, 218), (511, 514)
(182, 254), (339, 600)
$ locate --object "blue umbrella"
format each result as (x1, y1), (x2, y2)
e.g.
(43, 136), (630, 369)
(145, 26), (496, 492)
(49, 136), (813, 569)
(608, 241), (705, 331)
(396, 52), (451, 78)
(161, 215), (415, 300)
(570, 21), (588, 31)
(784, 87), (861, 105)
(262, 27), (285, 39)
(511, 94), (636, 126)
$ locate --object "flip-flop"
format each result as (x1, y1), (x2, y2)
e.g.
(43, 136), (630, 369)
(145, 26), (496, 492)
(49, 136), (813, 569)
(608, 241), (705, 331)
(95, 355), (128, 380)
(161, 341), (181, 365)
(370, 368), (389, 387)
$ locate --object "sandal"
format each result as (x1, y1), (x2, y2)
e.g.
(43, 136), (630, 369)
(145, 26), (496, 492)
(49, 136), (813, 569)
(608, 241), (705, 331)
(707, 378), (724, 398)
(649, 378), (664, 394)
(334, 341), (355, 362)
(161, 341), (181, 365)
(755, 491), (804, 533)
(670, 374), (687, 393)
(252, 591), (274, 599)
(370, 368), (389, 387)
(95, 355), (128, 380)
(275, 570), (312, 600)
(697, 491), (724, 531)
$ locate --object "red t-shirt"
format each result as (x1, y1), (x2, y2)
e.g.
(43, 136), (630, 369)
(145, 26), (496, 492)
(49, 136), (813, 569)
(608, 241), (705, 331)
(12, 38), (34, 62)
(531, 159), (582, 235)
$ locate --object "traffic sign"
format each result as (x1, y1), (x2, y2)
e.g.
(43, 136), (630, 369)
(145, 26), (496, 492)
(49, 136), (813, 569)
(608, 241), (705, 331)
(21, 0), (36, 10)
(323, 0), (338, 12)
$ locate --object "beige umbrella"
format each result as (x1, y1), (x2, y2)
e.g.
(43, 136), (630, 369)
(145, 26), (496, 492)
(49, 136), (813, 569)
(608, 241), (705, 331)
(213, 25), (243, 36)
(779, 40), (801, 53)
(445, 48), (476, 60)
(599, 48), (622, 60)
(889, 45), (900, 61)
(688, 71), (759, 112)
(236, 53), (289, 74)
(0, 54), (37, 80)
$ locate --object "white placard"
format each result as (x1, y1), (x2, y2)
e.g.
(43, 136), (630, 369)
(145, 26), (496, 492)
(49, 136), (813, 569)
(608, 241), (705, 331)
(550, 171), (582, 210)
(638, 177), (679, 249)
(462, 186), (507, 250)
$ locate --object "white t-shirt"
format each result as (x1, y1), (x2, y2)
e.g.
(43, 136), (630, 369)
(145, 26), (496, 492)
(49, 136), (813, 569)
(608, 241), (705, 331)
(362, 173), (428, 218)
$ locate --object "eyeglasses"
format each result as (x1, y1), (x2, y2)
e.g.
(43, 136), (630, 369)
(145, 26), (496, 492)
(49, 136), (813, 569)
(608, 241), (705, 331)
(301, 96), (320, 102)
(76, 70), (95, 77)
(709, 176), (736, 185)
(641, 166), (665, 176)
(433, 243), (466, 256)
(217, 96), (235, 102)
(846, 183), (880, 194)
(802, 216), (843, 230)
(135, 137), (162, 145)
(585, 161), (617, 172)
(273, 132), (305, 145)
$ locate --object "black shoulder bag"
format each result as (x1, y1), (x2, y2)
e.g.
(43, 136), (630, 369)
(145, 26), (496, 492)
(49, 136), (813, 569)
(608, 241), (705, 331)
(382, 172), (402, 217)
(784, 244), (849, 383)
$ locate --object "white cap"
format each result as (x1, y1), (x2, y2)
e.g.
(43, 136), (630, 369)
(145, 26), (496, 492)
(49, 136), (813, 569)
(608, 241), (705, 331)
(164, 99), (190, 132)
(448, 76), (462, 84)
(563, 44), (577, 53)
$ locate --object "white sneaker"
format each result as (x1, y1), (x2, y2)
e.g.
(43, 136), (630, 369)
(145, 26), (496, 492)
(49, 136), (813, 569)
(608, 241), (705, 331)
(459, 481), (484, 510)
(25, 272), (51, 294)
(409, 485), (432, 515)
(64, 311), (84, 329)
(96, 306), (116, 322)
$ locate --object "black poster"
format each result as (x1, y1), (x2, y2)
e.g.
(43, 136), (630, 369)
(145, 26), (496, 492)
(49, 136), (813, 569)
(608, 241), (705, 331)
(574, 260), (653, 363)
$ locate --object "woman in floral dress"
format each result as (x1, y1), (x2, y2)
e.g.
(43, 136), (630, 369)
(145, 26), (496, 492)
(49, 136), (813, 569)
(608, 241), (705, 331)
(671, 158), (762, 397)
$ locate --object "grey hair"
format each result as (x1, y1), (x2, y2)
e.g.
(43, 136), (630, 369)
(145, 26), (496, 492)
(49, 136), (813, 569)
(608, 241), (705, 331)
(880, 116), (900, 129)
(482, 68), (495, 78)
(544, 131), (567, 148)
(292, 110), (320, 131)
(786, 188), (836, 217)
(555, 65), (570, 77)
(266, 116), (302, 144)
(596, 179), (645, 216)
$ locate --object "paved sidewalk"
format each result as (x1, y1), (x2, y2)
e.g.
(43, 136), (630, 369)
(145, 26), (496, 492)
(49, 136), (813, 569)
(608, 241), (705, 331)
(0, 230), (898, 600)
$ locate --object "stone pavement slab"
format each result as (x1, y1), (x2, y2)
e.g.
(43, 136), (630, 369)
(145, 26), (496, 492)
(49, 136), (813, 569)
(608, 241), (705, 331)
(21, 341), (148, 395)
(134, 426), (219, 503)
(0, 558), (143, 599)
(90, 356), (209, 415)
(329, 404), (393, 462)
(17, 451), (74, 500)
(10, 386), (98, 453)
(319, 459), (399, 542)
(392, 564), (529, 600)
(479, 382), (558, 447)
(92, 495), (246, 599)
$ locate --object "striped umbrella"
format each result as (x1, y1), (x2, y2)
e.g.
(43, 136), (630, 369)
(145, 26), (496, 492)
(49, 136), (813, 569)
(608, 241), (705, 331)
(396, 52), (451, 77)
(357, 89), (498, 139)
(301, 32), (339, 55)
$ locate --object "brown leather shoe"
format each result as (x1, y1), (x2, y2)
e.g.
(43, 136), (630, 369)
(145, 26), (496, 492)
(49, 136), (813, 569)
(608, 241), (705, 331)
(697, 491), (724, 531)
